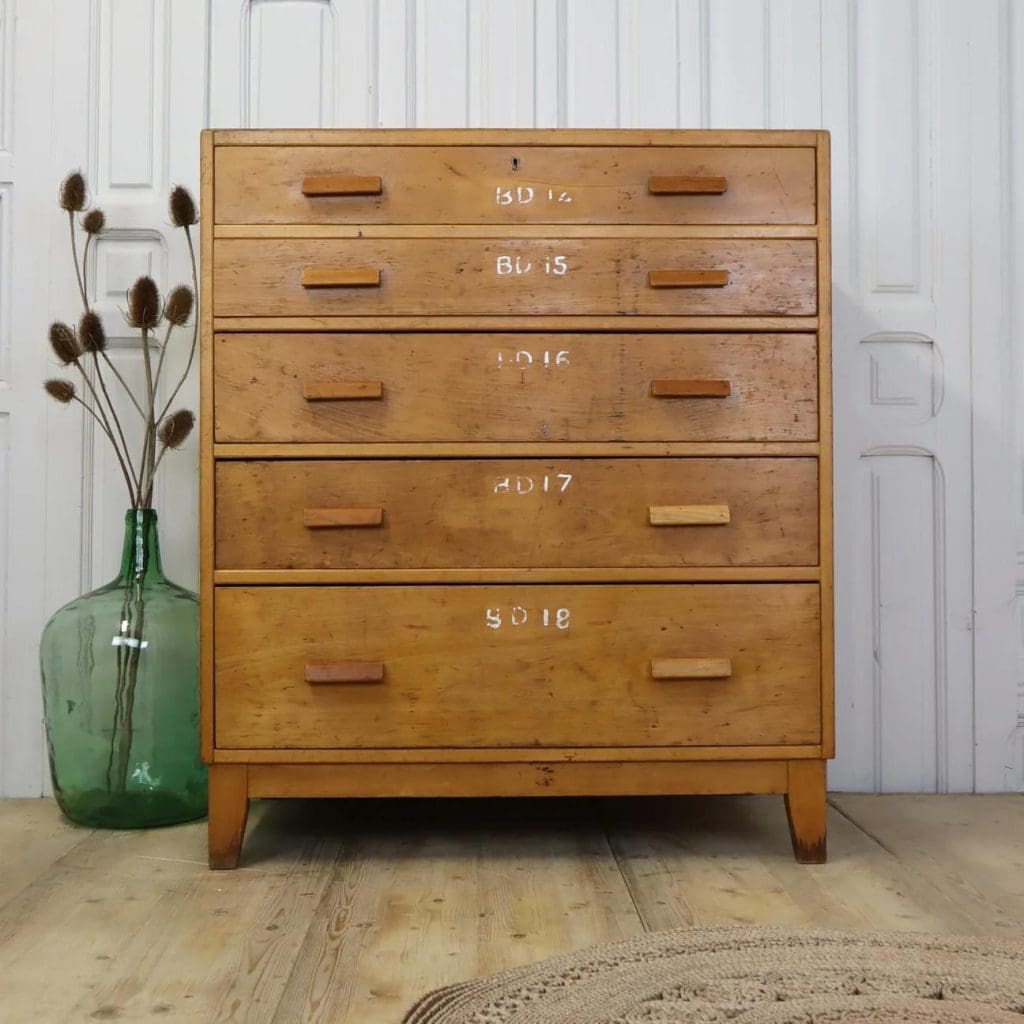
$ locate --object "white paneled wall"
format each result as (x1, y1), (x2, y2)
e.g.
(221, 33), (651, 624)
(1, 0), (1021, 795)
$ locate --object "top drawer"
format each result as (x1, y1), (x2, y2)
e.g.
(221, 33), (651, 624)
(214, 145), (816, 226)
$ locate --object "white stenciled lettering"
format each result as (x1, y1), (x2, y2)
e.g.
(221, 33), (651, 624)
(494, 253), (567, 277)
(486, 605), (572, 631)
(495, 349), (569, 368)
(491, 472), (573, 496)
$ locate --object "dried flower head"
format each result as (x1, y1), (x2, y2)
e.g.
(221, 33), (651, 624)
(158, 409), (195, 450)
(127, 276), (161, 329)
(59, 171), (87, 213)
(82, 208), (106, 235)
(45, 379), (77, 404)
(163, 285), (194, 326)
(48, 321), (82, 365)
(78, 311), (107, 353)
(168, 185), (197, 227)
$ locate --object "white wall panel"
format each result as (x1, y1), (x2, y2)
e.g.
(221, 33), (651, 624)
(675, 0), (707, 127)
(0, 0), (12, 156)
(706, 0), (767, 127)
(416, 0), (469, 125)
(2, 0), (1022, 794)
(469, 0), (536, 127)
(565, 0), (619, 127)
(0, 183), (9, 385)
(858, 0), (925, 297)
(621, 0), (678, 128)
(767, 0), (821, 127)
(246, 0), (335, 128)
(98, 0), (161, 189)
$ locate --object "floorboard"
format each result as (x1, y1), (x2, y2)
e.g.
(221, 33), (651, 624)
(0, 794), (1019, 1023)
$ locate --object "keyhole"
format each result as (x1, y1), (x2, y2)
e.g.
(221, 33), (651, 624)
(511, 156), (520, 172)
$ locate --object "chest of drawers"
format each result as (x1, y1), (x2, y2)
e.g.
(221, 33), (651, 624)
(200, 129), (832, 869)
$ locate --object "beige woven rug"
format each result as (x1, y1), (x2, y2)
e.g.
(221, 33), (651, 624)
(401, 927), (1024, 1023)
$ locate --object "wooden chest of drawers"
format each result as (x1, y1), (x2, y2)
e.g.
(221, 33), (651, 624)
(200, 129), (832, 869)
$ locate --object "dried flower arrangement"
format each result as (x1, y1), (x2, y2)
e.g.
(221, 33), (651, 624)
(44, 170), (199, 507)
(38, 173), (206, 823)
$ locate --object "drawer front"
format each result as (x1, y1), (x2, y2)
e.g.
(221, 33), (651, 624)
(214, 332), (819, 444)
(213, 238), (817, 317)
(215, 145), (816, 225)
(214, 584), (822, 749)
(215, 458), (819, 570)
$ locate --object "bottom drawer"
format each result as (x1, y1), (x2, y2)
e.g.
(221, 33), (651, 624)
(214, 584), (821, 750)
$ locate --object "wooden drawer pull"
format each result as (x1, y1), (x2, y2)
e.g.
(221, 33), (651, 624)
(649, 504), (731, 526)
(648, 175), (728, 195)
(301, 174), (383, 196)
(651, 658), (732, 680)
(650, 379), (731, 398)
(301, 267), (381, 288)
(303, 380), (384, 401)
(648, 269), (730, 289)
(305, 661), (385, 684)
(303, 507), (384, 528)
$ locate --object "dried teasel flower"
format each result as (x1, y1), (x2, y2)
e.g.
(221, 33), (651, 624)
(59, 170), (87, 213)
(158, 409), (195, 450)
(49, 321), (82, 365)
(127, 276), (161, 329)
(163, 285), (194, 326)
(45, 379), (77, 404)
(168, 185), (198, 228)
(82, 208), (106, 235)
(78, 311), (107, 353)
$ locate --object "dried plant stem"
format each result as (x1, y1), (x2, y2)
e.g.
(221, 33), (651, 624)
(156, 226), (199, 422)
(150, 319), (175, 409)
(66, 217), (144, 500)
(91, 354), (140, 499)
(138, 325), (157, 508)
(71, 362), (137, 497)
(67, 213), (89, 309)
(99, 351), (146, 418)
(70, 394), (135, 499)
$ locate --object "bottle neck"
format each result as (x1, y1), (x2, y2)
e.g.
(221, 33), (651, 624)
(118, 509), (164, 584)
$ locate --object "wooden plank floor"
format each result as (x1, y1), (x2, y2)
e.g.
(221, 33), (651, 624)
(0, 794), (1020, 1022)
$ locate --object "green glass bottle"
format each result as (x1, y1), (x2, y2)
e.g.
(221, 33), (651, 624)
(39, 509), (207, 828)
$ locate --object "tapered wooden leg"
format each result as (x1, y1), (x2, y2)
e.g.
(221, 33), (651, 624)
(208, 764), (249, 870)
(785, 759), (827, 864)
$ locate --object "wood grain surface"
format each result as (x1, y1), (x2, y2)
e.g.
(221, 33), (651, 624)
(214, 457), (819, 570)
(214, 332), (819, 444)
(213, 583), (821, 749)
(213, 237), (817, 317)
(215, 144), (815, 225)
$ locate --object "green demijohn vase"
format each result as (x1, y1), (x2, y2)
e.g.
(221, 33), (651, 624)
(39, 509), (207, 827)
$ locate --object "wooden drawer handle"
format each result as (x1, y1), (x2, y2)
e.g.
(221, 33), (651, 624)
(305, 661), (385, 684)
(301, 267), (381, 288)
(649, 504), (731, 526)
(648, 175), (728, 195)
(303, 380), (383, 401)
(651, 658), (732, 680)
(302, 174), (383, 196)
(649, 269), (730, 288)
(650, 379), (731, 398)
(303, 507), (384, 528)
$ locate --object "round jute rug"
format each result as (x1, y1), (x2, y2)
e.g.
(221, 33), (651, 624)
(401, 927), (1024, 1024)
